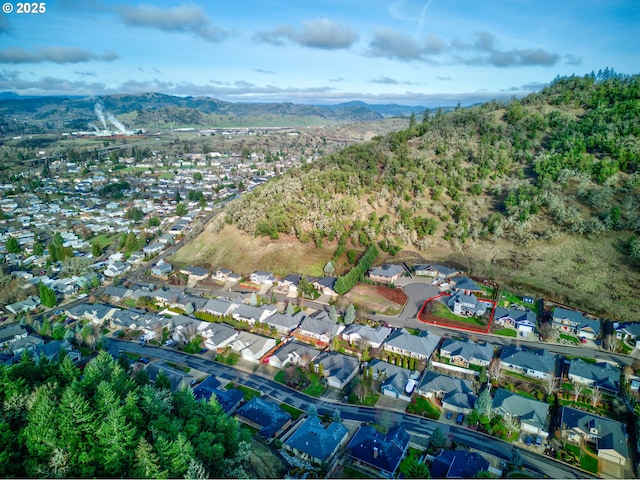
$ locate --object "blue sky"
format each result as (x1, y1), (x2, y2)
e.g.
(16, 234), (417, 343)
(0, 0), (638, 106)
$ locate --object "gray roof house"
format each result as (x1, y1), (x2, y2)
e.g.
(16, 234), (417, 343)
(314, 351), (359, 390)
(615, 322), (640, 346)
(493, 306), (537, 333)
(312, 276), (338, 296)
(492, 388), (550, 438)
(346, 425), (410, 477)
(66, 303), (118, 325)
(298, 310), (345, 344)
(249, 271), (276, 285)
(284, 416), (349, 464)
(342, 324), (392, 349)
(369, 359), (414, 402)
(0, 323), (29, 346)
(229, 331), (277, 363)
(440, 338), (494, 368)
(414, 264), (457, 278)
(236, 397), (292, 438)
(383, 328), (441, 361)
(231, 304), (277, 326)
(146, 361), (194, 391)
(500, 345), (556, 381)
(417, 371), (477, 414)
(198, 322), (239, 350)
(200, 297), (240, 317)
(568, 359), (620, 394)
(151, 260), (173, 278)
(558, 406), (628, 465)
(5, 295), (41, 315)
(446, 291), (488, 317)
(267, 340), (321, 369)
(552, 306), (601, 340)
(368, 264), (404, 284)
(450, 276), (483, 293)
(264, 311), (306, 334)
(430, 450), (490, 479)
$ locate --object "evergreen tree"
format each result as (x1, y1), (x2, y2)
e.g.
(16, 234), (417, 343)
(286, 302), (294, 316)
(133, 438), (167, 479)
(430, 426), (446, 449)
(6, 237), (20, 254)
(475, 387), (493, 418)
(344, 304), (356, 325)
(38, 282), (57, 308)
(329, 305), (338, 322)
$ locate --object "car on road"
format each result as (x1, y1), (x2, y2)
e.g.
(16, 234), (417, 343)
(137, 357), (150, 364)
(446, 411), (453, 420)
(54, 310), (63, 315)
(77, 293), (88, 299)
(163, 340), (176, 347)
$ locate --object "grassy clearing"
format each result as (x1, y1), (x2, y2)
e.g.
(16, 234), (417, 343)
(279, 403), (304, 420)
(559, 334), (580, 344)
(172, 224), (332, 276)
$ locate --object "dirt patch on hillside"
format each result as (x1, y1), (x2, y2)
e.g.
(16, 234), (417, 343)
(343, 284), (407, 315)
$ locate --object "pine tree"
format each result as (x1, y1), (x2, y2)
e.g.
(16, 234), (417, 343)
(475, 387), (493, 418)
(344, 304), (356, 325)
(133, 438), (167, 479)
(429, 426), (446, 449)
(329, 305), (338, 322)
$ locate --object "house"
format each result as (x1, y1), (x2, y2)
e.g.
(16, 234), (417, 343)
(104, 261), (131, 277)
(500, 345), (556, 381)
(200, 297), (240, 317)
(313, 351), (359, 389)
(492, 388), (550, 438)
(552, 306), (601, 340)
(383, 328), (441, 361)
(267, 340), (320, 369)
(192, 376), (244, 415)
(0, 323), (29, 346)
(66, 303), (119, 325)
(298, 310), (344, 344)
(346, 425), (410, 477)
(179, 265), (209, 281)
(414, 264), (457, 278)
(249, 271), (276, 285)
(417, 371), (477, 414)
(5, 295), (41, 315)
(430, 450), (490, 479)
(31, 339), (81, 363)
(368, 264), (404, 285)
(439, 338), (494, 368)
(229, 331), (276, 363)
(558, 406), (628, 465)
(342, 324), (392, 349)
(264, 311), (306, 335)
(312, 276), (338, 296)
(450, 276), (484, 294)
(146, 361), (194, 391)
(128, 251), (145, 264)
(615, 322), (640, 347)
(214, 268), (233, 282)
(279, 274), (302, 295)
(284, 416), (349, 464)
(103, 286), (130, 302)
(493, 306), (537, 333)
(196, 322), (239, 350)
(446, 291), (488, 317)
(567, 359), (620, 394)
(369, 359), (415, 402)
(10, 335), (45, 356)
(143, 242), (164, 256)
(236, 397), (292, 438)
(231, 304), (277, 326)
(151, 259), (172, 277)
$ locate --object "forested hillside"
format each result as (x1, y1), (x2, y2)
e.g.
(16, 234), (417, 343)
(0, 351), (250, 478)
(220, 70), (640, 318)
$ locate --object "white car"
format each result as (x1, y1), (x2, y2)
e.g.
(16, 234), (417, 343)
(163, 340), (176, 347)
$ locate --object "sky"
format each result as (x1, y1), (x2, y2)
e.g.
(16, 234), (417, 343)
(0, 0), (638, 106)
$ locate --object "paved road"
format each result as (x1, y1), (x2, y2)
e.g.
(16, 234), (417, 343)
(109, 338), (594, 479)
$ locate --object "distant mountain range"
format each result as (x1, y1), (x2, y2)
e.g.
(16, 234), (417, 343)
(0, 92), (428, 132)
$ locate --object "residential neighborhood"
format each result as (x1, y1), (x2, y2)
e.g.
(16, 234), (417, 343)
(1, 156), (639, 479)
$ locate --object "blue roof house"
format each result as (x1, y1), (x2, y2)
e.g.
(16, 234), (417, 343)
(283, 416), (349, 464)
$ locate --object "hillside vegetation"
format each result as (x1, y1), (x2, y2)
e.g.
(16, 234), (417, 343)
(216, 70), (640, 320)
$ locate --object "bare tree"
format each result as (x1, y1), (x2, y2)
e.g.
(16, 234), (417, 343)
(489, 358), (504, 384)
(545, 372), (559, 396)
(573, 382), (585, 402)
(590, 385), (602, 408)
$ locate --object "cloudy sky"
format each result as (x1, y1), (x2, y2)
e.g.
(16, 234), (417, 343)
(0, 0), (638, 106)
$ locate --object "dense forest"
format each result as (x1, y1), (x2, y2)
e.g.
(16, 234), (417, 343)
(224, 71), (640, 257)
(0, 351), (250, 478)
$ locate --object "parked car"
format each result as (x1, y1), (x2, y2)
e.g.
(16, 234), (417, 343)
(580, 337), (587, 343)
(163, 340), (176, 347)
(137, 357), (150, 364)
(456, 413), (464, 425)
(446, 411), (453, 420)
(199, 348), (209, 354)
(525, 436), (532, 446)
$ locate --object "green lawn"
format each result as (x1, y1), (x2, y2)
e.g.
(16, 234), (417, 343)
(431, 301), (487, 326)
(303, 375), (326, 397)
(226, 383), (262, 401)
(280, 403), (304, 420)
(406, 396), (441, 419)
(559, 333), (580, 344)
(580, 454), (598, 474)
(349, 391), (380, 406)
(495, 328), (517, 337)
